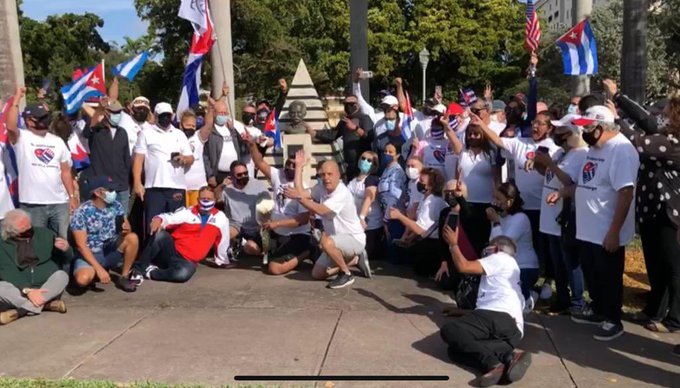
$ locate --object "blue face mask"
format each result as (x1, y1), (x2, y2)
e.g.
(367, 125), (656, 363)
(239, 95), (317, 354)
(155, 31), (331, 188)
(199, 199), (215, 212)
(103, 190), (117, 205)
(109, 113), (122, 126)
(215, 115), (229, 126)
(382, 154), (394, 165)
(358, 159), (372, 174)
(567, 104), (578, 114)
(385, 119), (396, 131)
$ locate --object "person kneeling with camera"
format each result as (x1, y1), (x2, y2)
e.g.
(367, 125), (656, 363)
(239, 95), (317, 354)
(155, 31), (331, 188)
(440, 222), (531, 387)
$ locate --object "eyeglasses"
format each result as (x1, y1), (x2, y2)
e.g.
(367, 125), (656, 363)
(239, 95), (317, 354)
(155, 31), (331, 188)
(470, 107), (487, 115)
(360, 156), (372, 162)
(234, 172), (248, 178)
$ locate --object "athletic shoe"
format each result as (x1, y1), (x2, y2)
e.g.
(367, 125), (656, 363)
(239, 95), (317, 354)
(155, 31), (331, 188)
(44, 299), (67, 313)
(0, 309), (19, 325)
(539, 282), (553, 300)
(129, 269), (145, 286)
(523, 295), (535, 315)
(471, 363), (504, 387)
(505, 350), (532, 383)
(328, 272), (355, 289)
(593, 321), (624, 341)
(570, 305), (604, 325)
(144, 265), (159, 279)
(117, 276), (138, 293)
(357, 251), (372, 278)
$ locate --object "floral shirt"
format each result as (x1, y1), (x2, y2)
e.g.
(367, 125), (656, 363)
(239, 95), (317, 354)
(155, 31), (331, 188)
(70, 200), (124, 252)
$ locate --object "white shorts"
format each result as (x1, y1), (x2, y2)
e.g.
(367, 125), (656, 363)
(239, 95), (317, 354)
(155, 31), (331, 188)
(315, 234), (366, 269)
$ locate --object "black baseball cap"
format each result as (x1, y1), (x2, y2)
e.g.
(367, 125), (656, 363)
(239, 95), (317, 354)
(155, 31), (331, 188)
(22, 104), (49, 120)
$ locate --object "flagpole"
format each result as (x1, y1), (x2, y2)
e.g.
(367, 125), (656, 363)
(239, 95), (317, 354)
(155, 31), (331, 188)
(209, 0), (235, 115)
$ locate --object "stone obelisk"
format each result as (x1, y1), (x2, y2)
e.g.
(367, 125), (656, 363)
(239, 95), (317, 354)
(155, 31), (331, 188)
(0, 0), (25, 102)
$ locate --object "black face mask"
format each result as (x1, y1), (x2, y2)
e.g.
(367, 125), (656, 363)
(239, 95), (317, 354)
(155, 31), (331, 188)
(444, 193), (458, 208)
(284, 169), (295, 181)
(132, 109), (148, 122)
(157, 114), (173, 129)
(582, 128), (602, 146)
(344, 104), (358, 116)
(422, 107), (434, 117)
(490, 204), (504, 213)
(236, 176), (250, 187)
(466, 138), (483, 148)
(182, 128), (196, 138)
(16, 227), (34, 239)
(242, 112), (255, 125)
(416, 182), (427, 194)
(33, 116), (50, 131)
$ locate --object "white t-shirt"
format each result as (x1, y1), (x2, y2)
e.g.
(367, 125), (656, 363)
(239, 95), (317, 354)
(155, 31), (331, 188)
(539, 147), (587, 236)
(419, 138), (449, 176)
(416, 194), (448, 238)
(501, 137), (560, 210)
(407, 179), (424, 208)
(119, 112), (152, 155)
(477, 252), (525, 336)
(347, 175), (383, 231)
(67, 119), (90, 154)
(14, 130), (71, 204)
(134, 125), (193, 190)
(414, 110), (434, 140)
(312, 182), (366, 245)
(270, 167), (310, 236)
(185, 132), (208, 191)
(232, 121), (265, 176)
(214, 124), (239, 173)
(0, 146), (16, 219)
(490, 212), (539, 269)
(575, 132), (639, 246)
(458, 149), (496, 204)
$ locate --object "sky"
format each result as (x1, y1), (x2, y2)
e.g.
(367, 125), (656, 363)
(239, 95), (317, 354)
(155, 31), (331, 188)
(21, 0), (148, 47)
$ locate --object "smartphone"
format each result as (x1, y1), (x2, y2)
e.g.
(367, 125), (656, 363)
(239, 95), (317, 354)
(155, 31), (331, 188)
(115, 215), (125, 234)
(359, 71), (374, 79)
(447, 213), (459, 231)
(537, 146), (549, 154)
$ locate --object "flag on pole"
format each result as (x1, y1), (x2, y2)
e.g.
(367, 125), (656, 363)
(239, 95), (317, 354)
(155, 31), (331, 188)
(556, 19), (599, 76)
(263, 109), (281, 149)
(0, 96), (19, 207)
(113, 52), (149, 82)
(401, 91), (414, 141)
(61, 62), (106, 114)
(178, 0), (210, 35)
(524, 0), (541, 53)
(458, 88), (478, 107)
(176, 1), (215, 117)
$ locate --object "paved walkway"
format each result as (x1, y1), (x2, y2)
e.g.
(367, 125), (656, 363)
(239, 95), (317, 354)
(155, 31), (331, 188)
(0, 261), (678, 387)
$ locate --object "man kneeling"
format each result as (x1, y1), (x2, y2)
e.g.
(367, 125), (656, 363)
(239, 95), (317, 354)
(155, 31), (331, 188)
(135, 186), (230, 282)
(441, 222), (531, 387)
(0, 210), (71, 325)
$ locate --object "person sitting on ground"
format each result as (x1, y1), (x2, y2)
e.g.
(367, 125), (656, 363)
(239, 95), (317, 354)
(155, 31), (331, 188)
(221, 161), (271, 259)
(0, 210), (71, 325)
(71, 176), (140, 292)
(134, 186), (231, 282)
(246, 134), (311, 275)
(440, 229), (531, 388)
(284, 151), (370, 289)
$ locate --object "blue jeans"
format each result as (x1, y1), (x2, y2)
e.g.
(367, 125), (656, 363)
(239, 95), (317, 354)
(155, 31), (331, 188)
(135, 231), (196, 283)
(143, 188), (185, 239)
(21, 202), (69, 238)
(520, 268), (540, 300)
(547, 234), (585, 308)
(116, 189), (130, 214)
(385, 219), (406, 264)
(72, 239), (123, 272)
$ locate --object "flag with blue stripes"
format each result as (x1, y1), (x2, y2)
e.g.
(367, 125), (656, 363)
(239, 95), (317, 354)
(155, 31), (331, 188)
(112, 52), (149, 82)
(556, 19), (598, 76)
(61, 62), (106, 114)
(401, 91), (414, 141)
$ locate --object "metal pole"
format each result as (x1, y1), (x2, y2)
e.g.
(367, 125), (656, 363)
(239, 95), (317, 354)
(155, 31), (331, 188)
(571, 0), (593, 97)
(422, 68), (426, 103)
(210, 0), (235, 114)
(349, 0), (369, 100)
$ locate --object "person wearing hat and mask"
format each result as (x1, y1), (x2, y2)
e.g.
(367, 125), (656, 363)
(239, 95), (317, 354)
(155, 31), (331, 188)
(533, 114), (587, 316)
(82, 99), (132, 211)
(373, 95), (410, 171)
(549, 106), (639, 341)
(5, 87), (78, 238)
(108, 77), (153, 155)
(308, 94), (374, 181)
(132, 102), (194, 238)
(71, 176), (140, 292)
(489, 100), (508, 135)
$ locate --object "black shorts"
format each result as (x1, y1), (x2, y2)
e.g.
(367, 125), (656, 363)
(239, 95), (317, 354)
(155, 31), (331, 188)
(238, 229), (263, 249)
(269, 232), (311, 263)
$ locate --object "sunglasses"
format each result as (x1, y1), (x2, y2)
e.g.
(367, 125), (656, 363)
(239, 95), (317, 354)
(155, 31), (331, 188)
(470, 108), (487, 115)
(234, 172), (248, 178)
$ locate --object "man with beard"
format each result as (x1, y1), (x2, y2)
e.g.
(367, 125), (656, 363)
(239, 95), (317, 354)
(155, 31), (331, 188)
(308, 94), (374, 181)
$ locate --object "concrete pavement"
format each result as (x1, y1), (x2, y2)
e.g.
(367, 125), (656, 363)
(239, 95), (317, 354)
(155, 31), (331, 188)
(0, 260), (678, 387)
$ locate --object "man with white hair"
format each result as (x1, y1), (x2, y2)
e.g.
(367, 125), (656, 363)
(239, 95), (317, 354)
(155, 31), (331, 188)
(132, 102), (194, 237)
(0, 210), (71, 325)
(564, 106), (639, 341)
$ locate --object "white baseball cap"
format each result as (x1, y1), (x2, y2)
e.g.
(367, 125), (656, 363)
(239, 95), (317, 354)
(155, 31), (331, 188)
(432, 104), (447, 115)
(551, 113), (582, 133)
(380, 95), (399, 108)
(154, 102), (173, 116)
(572, 105), (616, 127)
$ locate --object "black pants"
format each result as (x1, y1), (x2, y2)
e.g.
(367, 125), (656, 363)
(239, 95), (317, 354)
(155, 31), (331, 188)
(135, 231), (196, 283)
(365, 228), (385, 262)
(466, 203), (492, 257)
(640, 215), (680, 328)
(143, 188), (186, 239)
(525, 209), (553, 280)
(578, 240), (625, 323)
(440, 309), (521, 372)
(411, 238), (443, 277)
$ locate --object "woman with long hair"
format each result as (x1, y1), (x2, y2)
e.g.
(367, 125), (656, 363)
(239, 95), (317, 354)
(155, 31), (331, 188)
(347, 151), (384, 262)
(378, 143), (408, 263)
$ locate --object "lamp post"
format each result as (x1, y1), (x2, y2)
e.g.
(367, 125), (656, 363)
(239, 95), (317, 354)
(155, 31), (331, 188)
(419, 48), (430, 103)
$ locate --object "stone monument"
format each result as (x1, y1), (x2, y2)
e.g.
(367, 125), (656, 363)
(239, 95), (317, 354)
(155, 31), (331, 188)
(0, 0), (25, 102)
(282, 100), (308, 135)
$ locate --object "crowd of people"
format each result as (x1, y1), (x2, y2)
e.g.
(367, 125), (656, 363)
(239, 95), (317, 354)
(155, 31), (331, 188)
(0, 51), (679, 387)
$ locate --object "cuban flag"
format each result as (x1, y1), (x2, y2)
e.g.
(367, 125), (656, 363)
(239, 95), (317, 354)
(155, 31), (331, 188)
(263, 108), (281, 149)
(0, 96), (19, 206)
(458, 88), (478, 107)
(178, 0), (210, 35)
(401, 91), (414, 141)
(112, 52), (149, 82)
(176, 1), (215, 117)
(61, 61), (106, 114)
(556, 18), (598, 76)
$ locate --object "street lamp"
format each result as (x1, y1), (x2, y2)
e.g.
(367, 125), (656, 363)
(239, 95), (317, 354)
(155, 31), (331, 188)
(419, 48), (430, 103)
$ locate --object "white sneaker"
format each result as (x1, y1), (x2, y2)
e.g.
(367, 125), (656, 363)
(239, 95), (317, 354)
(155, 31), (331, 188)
(357, 251), (372, 278)
(540, 282), (553, 300)
(144, 265), (159, 279)
(523, 295), (535, 314)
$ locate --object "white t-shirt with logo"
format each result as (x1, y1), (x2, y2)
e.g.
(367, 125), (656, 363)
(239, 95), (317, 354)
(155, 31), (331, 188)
(312, 182), (366, 245)
(539, 147), (587, 236)
(119, 112), (152, 155)
(270, 167), (310, 236)
(347, 175), (383, 231)
(414, 110), (434, 140)
(458, 149), (496, 204)
(477, 252), (525, 336)
(0, 146), (16, 218)
(134, 125), (193, 190)
(231, 121), (265, 176)
(184, 132), (208, 191)
(418, 138), (449, 176)
(575, 133), (639, 246)
(501, 137), (560, 210)
(15, 130), (71, 204)
(416, 194), (448, 238)
(490, 212), (539, 269)
(214, 124), (239, 173)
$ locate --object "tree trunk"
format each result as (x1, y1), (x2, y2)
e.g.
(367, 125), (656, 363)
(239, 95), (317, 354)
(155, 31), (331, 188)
(621, 0), (648, 103)
(0, 0), (25, 102)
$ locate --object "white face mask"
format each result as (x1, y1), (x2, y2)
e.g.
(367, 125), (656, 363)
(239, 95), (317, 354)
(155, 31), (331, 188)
(406, 167), (420, 180)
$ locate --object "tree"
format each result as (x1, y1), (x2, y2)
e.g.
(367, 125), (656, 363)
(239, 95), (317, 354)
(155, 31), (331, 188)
(650, 0), (680, 90)
(621, 0), (648, 103)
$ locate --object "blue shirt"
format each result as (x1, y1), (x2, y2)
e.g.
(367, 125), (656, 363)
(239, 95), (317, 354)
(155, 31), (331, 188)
(70, 200), (124, 252)
(378, 164), (407, 219)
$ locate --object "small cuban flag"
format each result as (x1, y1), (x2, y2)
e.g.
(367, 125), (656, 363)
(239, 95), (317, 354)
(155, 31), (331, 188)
(556, 19), (598, 76)
(263, 108), (281, 149)
(112, 52), (149, 82)
(401, 91), (414, 142)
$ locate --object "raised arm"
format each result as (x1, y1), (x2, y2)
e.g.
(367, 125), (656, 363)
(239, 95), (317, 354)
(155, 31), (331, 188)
(604, 79), (659, 134)
(524, 52), (538, 137)
(108, 76), (119, 101)
(395, 77), (407, 112)
(472, 113), (505, 150)
(246, 134), (272, 179)
(6, 87), (25, 144)
(352, 68), (378, 124)
(444, 115), (464, 155)
(199, 97), (216, 142)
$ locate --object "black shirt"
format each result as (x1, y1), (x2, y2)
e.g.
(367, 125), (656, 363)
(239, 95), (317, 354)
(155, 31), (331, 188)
(315, 113), (374, 181)
(83, 124), (132, 190)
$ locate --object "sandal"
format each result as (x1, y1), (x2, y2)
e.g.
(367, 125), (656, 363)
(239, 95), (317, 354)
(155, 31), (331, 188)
(644, 321), (671, 333)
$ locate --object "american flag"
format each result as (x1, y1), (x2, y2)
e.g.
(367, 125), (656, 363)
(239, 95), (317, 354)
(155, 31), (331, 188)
(524, 0), (541, 53)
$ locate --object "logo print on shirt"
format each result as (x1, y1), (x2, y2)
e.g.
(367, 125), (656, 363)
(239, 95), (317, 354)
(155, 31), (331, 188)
(582, 161), (598, 183)
(525, 151), (535, 160)
(433, 149), (446, 164)
(34, 148), (55, 164)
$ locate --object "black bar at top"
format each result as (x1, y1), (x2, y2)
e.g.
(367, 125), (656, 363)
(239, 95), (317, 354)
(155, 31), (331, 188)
(234, 375), (449, 381)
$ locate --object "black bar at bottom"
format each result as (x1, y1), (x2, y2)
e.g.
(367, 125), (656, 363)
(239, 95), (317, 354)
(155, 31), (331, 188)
(234, 375), (449, 381)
